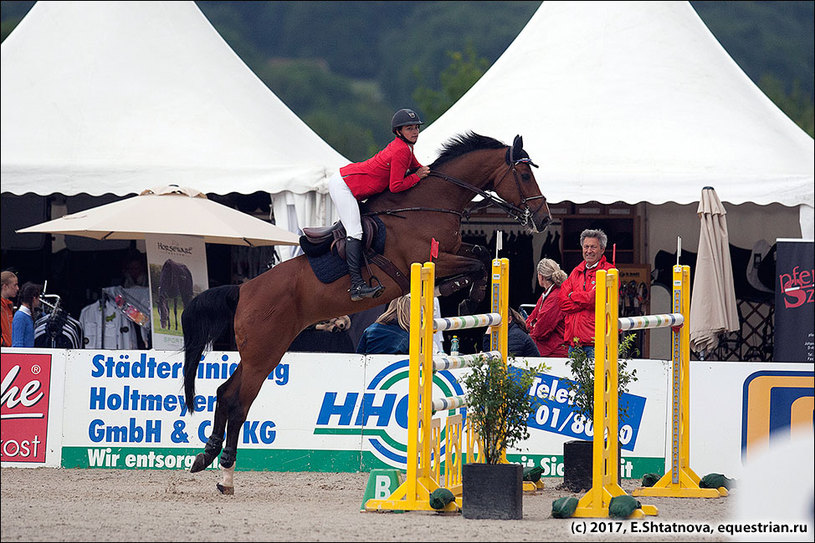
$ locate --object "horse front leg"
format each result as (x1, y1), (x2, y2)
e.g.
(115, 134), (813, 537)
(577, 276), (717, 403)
(174, 297), (180, 330)
(433, 246), (490, 314)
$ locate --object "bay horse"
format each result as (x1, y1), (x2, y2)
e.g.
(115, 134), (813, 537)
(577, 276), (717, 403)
(157, 259), (193, 330)
(182, 132), (551, 494)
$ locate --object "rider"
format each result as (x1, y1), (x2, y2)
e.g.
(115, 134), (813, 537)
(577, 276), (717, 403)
(328, 108), (431, 301)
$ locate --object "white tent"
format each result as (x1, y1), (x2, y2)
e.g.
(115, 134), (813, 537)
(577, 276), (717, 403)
(1, 1), (346, 257)
(414, 1), (814, 238)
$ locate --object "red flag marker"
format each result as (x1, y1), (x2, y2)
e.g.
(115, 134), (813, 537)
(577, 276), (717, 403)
(430, 238), (439, 261)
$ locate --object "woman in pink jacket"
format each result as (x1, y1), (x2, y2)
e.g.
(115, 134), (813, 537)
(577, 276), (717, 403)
(526, 258), (568, 357)
(328, 108), (430, 301)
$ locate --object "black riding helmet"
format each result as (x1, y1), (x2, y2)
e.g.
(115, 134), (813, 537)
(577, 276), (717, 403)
(391, 108), (423, 134)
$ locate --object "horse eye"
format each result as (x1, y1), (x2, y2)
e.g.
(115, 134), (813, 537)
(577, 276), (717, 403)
(521, 173), (531, 182)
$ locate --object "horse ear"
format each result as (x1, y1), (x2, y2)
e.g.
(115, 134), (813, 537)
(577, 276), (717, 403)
(512, 135), (523, 159)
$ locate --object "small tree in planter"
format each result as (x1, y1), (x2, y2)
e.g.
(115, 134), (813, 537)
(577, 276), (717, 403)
(561, 333), (639, 492)
(460, 354), (548, 519)
(565, 332), (639, 422)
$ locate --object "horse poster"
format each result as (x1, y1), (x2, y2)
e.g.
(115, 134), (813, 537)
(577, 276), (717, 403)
(145, 234), (208, 351)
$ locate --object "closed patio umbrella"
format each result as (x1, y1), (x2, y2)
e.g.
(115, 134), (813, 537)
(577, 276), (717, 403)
(689, 186), (739, 356)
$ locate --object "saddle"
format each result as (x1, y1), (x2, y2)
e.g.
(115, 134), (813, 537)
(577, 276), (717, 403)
(300, 216), (409, 294)
(301, 216), (378, 260)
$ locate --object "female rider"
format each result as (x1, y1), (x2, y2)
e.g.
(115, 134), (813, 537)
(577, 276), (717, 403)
(328, 108), (430, 301)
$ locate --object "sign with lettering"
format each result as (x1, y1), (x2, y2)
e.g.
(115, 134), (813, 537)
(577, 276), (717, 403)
(145, 234), (208, 351)
(1, 353), (52, 463)
(773, 239), (814, 362)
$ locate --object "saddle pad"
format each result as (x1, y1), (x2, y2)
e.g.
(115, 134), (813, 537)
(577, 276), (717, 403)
(306, 216), (387, 284)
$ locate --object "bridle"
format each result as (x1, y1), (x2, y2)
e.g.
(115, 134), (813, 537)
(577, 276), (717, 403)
(426, 147), (546, 228)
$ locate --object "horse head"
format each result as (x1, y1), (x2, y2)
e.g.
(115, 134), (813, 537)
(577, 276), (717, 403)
(428, 132), (552, 233)
(495, 134), (551, 233)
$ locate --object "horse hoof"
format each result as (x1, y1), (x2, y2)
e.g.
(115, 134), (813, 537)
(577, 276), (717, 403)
(216, 483), (234, 495)
(190, 453), (210, 473)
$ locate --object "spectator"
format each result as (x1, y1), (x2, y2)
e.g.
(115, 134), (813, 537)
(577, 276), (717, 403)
(12, 282), (41, 348)
(288, 315), (355, 353)
(1, 270), (19, 347)
(357, 295), (411, 354)
(482, 307), (540, 358)
(120, 252), (148, 288)
(560, 229), (613, 359)
(526, 258), (569, 357)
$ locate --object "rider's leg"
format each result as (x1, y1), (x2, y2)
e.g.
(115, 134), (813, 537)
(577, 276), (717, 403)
(327, 173), (384, 301)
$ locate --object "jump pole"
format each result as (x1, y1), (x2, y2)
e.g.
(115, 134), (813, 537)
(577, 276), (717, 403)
(364, 258), (510, 512)
(632, 265), (726, 498)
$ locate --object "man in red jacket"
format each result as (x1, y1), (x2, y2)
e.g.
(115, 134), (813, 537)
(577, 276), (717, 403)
(328, 108), (430, 301)
(559, 229), (613, 359)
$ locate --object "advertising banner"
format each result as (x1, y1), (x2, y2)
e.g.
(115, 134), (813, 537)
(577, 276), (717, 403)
(145, 234), (208, 351)
(341, 357), (669, 479)
(690, 362), (813, 478)
(5, 347), (809, 482)
(57, 349), (668, 479)
(59, 350), (366, 472)
(774, 239), (814, 362)
(1, 349), (66, 467)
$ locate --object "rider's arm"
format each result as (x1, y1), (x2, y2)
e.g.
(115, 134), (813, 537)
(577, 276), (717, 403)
(388, 147), (422, 192)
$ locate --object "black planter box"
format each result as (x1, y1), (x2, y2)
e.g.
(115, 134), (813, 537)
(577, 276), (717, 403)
(462, 462), (523, 520)
(563, 439), (622, 493)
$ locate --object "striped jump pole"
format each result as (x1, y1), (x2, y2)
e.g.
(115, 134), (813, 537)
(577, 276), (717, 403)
(633, 265), (726, 498)
(364, 258), (509, 513)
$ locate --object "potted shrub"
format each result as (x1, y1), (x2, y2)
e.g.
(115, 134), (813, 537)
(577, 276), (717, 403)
(460, 354), (547, 519)
(561, 333), (639, 492)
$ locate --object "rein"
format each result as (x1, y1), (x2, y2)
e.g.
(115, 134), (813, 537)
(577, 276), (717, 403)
(427, 149), (545, 228)
(365, 207), (466, 220)
(365, 145), (546, 228)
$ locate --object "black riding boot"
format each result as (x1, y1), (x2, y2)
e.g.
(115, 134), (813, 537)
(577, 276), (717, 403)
(346, 237), (383, 301)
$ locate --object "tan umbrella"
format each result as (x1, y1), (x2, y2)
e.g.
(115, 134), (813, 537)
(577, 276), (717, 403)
(16, 185), (300, 247)
(689, 186), (740, 356)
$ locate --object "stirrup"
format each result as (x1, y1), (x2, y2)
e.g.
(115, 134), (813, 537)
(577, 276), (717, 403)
(349, 283), (384, 301)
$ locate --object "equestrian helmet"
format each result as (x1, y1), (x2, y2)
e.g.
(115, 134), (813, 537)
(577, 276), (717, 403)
(391, 108), (423, 134)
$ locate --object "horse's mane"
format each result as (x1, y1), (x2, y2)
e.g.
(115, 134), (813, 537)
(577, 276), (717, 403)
(429, 132), (506, 169)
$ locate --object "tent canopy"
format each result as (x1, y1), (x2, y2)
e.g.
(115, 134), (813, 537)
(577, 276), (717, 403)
(16, 185), (301, 247)
(0, 1), (347, 198)
(415, 1), (814, 210)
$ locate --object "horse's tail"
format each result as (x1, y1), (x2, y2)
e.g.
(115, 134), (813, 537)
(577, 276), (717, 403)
(183, 285), (240, 413)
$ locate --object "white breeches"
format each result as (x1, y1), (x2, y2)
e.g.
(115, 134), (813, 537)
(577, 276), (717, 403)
(328, 171), (363, 240)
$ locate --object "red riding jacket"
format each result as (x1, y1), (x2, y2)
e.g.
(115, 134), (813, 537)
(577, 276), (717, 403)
(339, 137), (423, 199)
(559, 255), (613, 348)
(525, 284), (568, 357)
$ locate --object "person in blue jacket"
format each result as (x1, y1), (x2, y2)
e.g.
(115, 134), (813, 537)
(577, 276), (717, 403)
(356, 295), (411, 354)
(12, 282), (41, 348)
(482, 307), (540, 358)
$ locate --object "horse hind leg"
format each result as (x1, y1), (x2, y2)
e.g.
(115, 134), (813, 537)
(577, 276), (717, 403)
(216, 417), (242, 495)
(189, 376), (234, 474)
(196, 363), (267, 495)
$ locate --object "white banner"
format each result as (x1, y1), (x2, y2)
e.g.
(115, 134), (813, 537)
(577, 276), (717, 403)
(7, 346), (810, 480)
(145, 234), (208, 351)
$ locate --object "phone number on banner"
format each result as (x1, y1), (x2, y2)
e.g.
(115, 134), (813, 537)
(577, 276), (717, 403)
(525, 372), (646, 450)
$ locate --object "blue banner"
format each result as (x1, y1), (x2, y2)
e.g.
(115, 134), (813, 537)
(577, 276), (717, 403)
(525, 371), (646, 450)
